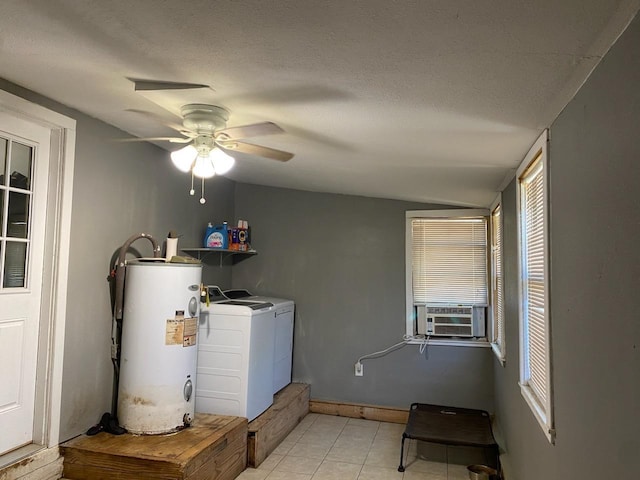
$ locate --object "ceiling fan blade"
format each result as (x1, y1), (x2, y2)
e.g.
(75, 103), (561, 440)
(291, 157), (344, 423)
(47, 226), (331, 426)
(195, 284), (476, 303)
(114, 136), (193, 143)
(218, 141), (294, 162)
(128, 78), (210, 91)
(216, 122), (284, 141)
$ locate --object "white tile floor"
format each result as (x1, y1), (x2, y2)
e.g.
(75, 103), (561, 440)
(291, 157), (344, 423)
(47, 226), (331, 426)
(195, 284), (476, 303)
(237, 413), (488, 480)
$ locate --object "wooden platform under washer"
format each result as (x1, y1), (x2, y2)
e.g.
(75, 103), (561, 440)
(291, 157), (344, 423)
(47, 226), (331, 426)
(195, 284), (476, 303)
(60, 414), (247, 480)
(248, 383), (310, 467)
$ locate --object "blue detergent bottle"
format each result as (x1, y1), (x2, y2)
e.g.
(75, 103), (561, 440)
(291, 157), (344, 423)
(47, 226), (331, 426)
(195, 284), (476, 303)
(204, 223), (215, 248)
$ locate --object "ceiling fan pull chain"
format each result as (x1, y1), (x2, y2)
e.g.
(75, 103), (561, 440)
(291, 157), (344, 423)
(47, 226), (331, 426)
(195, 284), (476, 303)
(189, 171), (195, 196)
(200, 177), (206, 204)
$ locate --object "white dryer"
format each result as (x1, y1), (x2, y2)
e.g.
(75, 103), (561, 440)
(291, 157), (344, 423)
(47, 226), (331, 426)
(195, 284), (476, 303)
(196, 287), (275, 421)
(225, 289), (295, 394)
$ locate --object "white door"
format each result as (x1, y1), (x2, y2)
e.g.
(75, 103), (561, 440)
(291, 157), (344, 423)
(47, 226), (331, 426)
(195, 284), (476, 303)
(0, 111), (50, 455)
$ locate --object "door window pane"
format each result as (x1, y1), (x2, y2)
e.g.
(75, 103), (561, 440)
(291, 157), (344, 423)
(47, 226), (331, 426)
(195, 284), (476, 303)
(7, 191), (30, 239)
(0, 190), (4, 236)
(0, 137), (7, 185)
(3, 241), (27, 288)
(1, 139), (34, 290)
(10, 142), (32, 190)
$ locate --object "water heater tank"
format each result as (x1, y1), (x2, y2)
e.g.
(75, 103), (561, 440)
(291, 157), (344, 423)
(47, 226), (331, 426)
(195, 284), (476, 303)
(118, 259), (202, 434)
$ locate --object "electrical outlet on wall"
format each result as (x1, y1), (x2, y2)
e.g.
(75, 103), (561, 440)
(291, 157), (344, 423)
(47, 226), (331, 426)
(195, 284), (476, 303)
(355, 361), (363, 376)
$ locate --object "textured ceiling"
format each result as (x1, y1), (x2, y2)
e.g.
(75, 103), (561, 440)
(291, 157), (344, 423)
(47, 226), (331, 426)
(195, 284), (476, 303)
(2, 0), (638, 206)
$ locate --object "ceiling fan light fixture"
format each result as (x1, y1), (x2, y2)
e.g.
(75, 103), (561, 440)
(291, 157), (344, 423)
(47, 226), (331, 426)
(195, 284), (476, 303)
(210, 148), (235, 175)
(192, 155), (216, 178)
(159, 105), (291, 204)
(171, 144), (197, 172)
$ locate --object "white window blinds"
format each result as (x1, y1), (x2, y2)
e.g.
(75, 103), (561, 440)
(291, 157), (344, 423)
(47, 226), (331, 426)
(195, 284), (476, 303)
(411, 218), (488, 305)
(520, 155), (548, 406)
(491, 204), (505, 355)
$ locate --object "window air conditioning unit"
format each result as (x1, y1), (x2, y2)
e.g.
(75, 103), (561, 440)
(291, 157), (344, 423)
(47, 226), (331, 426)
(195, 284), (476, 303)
(415, 304), (485, 338)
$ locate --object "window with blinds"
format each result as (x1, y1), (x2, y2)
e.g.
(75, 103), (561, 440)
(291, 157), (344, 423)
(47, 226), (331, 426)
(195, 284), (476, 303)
(410, 217), (488, 305)
(517, 129), (554, 443)
(491, 201), (505, 363)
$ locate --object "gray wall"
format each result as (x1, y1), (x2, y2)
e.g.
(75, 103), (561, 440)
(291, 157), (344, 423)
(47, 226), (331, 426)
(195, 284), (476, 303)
(0, 79), (236, 441)
(493, 12), (640, 480)
(233, 184), (495, 411)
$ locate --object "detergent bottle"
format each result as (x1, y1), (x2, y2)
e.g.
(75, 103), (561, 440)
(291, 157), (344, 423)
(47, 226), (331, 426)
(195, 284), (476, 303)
(203, 223), (215, 248)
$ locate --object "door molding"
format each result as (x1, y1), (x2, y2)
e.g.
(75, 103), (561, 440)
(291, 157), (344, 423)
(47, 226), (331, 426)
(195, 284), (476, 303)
(0, 89), (76, 452)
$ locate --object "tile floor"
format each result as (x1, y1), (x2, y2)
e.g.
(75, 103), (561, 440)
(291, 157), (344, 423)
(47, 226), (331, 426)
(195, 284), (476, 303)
(237, 413), (488, 480)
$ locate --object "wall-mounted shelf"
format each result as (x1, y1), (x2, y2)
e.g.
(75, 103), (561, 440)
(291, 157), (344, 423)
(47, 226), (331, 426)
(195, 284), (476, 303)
(181, 248), (257, 267)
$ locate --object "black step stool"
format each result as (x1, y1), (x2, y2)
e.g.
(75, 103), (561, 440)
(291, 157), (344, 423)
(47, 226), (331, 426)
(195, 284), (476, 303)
(398, 403), (500, 476)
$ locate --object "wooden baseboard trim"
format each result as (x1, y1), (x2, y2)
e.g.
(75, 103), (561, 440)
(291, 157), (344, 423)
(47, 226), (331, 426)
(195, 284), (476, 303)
(309, 400), (409, 424)
(1, 446), (62, 480)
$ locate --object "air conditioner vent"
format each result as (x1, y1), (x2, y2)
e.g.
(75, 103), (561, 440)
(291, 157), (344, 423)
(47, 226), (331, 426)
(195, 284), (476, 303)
(432, 325), (473, 336)
(426, 305), (473, 316)
(415, 304), (486, 338)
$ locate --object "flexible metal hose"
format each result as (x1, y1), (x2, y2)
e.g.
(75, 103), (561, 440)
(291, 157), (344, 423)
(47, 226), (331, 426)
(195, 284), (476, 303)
(114, 233), (161, 320)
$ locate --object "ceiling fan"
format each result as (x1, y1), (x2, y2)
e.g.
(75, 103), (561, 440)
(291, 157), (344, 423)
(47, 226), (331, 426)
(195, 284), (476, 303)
(123, 103), (294, 203)
(126, 103), (294, 162)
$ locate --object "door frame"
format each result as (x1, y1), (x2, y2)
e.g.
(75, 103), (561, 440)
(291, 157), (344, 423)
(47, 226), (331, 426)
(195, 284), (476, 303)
(0, 89), (75, 453)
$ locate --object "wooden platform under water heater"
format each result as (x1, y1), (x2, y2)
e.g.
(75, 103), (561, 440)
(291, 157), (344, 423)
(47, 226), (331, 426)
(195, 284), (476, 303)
(60, 414), (247, 480)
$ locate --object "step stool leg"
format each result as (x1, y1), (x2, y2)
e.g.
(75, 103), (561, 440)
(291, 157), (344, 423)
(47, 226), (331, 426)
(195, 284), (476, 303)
(397, 434), (407, 472)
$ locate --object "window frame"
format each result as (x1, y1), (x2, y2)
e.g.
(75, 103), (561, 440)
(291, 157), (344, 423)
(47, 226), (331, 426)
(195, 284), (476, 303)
(516, 129), (555, 443)
(490, 194), (506, 365)
(405, 209), (490, 346)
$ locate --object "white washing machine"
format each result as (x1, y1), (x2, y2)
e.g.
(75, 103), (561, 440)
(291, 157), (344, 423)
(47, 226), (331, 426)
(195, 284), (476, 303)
(224, 289), (295, 394)
(196, 287), (276, 421)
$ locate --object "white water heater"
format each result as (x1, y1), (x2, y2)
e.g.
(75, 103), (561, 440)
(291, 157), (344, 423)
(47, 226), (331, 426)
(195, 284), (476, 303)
(117, 259), (202, 434)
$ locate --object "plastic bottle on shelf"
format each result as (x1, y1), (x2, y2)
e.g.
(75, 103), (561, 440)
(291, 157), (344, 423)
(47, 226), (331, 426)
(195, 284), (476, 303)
(230, 227), (239, 251)
(224, 221), (231, 249)
(243, 220), (250, 249)
(204, 223), (215, 248)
